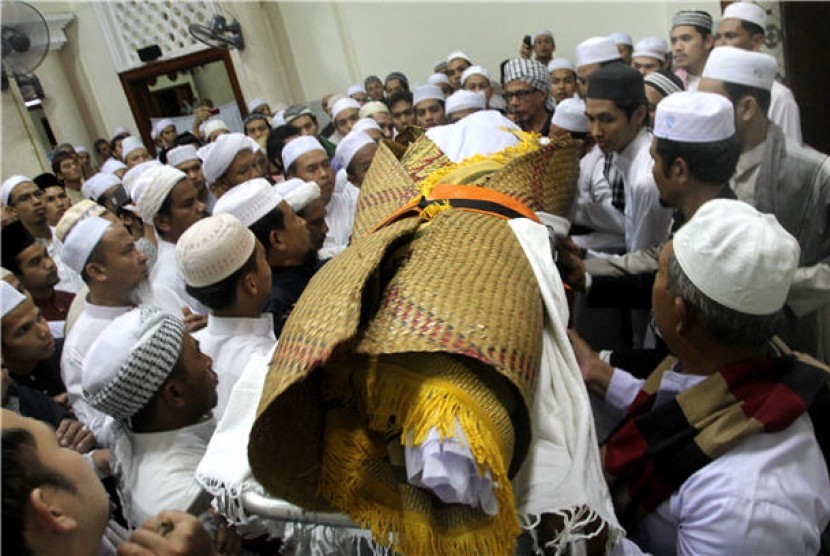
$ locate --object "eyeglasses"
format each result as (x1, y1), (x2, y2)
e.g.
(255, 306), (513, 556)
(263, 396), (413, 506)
(503, 88), (540, 102)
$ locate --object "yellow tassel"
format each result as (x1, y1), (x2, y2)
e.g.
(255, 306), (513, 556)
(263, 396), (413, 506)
(420, 200), (452, 221)
(319, 356), (521, 555)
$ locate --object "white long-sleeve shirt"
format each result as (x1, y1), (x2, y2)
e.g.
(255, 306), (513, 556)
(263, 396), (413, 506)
(61, 302), (131, 447)
(615, 128), (673, 253)
(600, 367), (830, 556)
(118, 418), (215, 528)
(192, 314), (276, 419)
(570, 145), (626, 253)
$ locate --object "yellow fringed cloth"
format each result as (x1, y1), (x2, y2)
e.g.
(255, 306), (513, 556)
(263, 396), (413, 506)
(248, 130), (580, 555)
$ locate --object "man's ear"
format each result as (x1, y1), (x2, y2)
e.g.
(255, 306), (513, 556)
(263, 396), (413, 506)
(633, 104), (647, 127)
(160, 379), (187, 409)
(85, 261), (107, 284)
(269, 228), (285, 252)
(154, 213), (171, 235)
(29, 487), (78, 534)
(672, 157), (690, 184)
(674, 296), (695, 335)
(736, 96), (757, 123)
(703, 33), (715, 51)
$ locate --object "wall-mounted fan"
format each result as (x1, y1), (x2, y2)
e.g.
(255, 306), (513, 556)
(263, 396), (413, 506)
(2, 1), (49, 77)
(189, 15), (244, 51)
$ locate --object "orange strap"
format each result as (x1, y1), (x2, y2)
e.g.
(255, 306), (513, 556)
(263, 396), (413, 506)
(369, 184), (541, 235)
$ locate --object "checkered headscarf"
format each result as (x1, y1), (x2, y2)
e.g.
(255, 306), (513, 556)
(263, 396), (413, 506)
(83, 305), (185, 421)
(502, 58), (550, 93)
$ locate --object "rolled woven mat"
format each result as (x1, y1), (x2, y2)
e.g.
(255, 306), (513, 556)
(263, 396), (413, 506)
(249, 124), (581, 555)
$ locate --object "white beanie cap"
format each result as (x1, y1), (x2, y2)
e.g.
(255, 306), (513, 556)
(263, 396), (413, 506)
(176, 213), (256, 288)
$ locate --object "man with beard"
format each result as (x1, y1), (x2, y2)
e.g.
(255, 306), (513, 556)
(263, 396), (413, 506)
(446, 51), (472, 90)
(213, 178), (317, 336)
(502, 58), (552, 135)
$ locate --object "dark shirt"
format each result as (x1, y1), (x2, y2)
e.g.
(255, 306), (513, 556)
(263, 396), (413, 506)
(264, 257), (327, 337)
(11, 337), (66, 396)
(5, 382), (71, 428)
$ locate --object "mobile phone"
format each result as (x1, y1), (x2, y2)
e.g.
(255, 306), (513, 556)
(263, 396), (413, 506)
(523, 35), (532, 48)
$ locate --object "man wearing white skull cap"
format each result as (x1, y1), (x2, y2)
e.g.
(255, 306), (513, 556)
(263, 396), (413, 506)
(461, 65), (494, 105)
(700, 46), (830, 362)
(166, 144), (212, 212)
(578, 92), (741, 323)
(212, 178), (318, 335)
(275, 178), (328, 251)
(445, 90), (486, 123)
(714, 2), (802, 142)
(446, 50), (472, 90)
(334, 131), (378, 188)
(202, 132), (260, 199)
(574, 198), (830, 555)
(632, 36), (669, 76)
(139, 165), (208, 316)
(179, 214), (276, 419)
(412, 85), (447, 129)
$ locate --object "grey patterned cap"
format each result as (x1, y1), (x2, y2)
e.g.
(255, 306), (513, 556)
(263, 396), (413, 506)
(83, 305), (185, 421)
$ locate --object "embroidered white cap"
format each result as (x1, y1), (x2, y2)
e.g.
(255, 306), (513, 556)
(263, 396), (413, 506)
(461, 65), (492, 86)
(176, 213), (256, 288)
(633, 36), (669, 61)
(702, 46), (777, 91)
(610, 32), (633, 46)
(121, 136), (147, 160)
(82, 173), (121, 201)
(653, 92), (734, 143)
(547, 58), (575, 73)
(213, 177), (283, 227)
(673, 199), (800, 315)
(1, 281), (27, 318)
(331, 98), (361, 120)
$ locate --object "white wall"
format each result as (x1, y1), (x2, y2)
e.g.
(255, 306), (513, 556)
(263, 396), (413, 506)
(277, 1), (720, 102)
(3, 0), (723, 179)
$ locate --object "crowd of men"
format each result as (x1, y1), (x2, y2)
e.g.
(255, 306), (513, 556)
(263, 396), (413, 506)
(2, 2), (829, 554)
